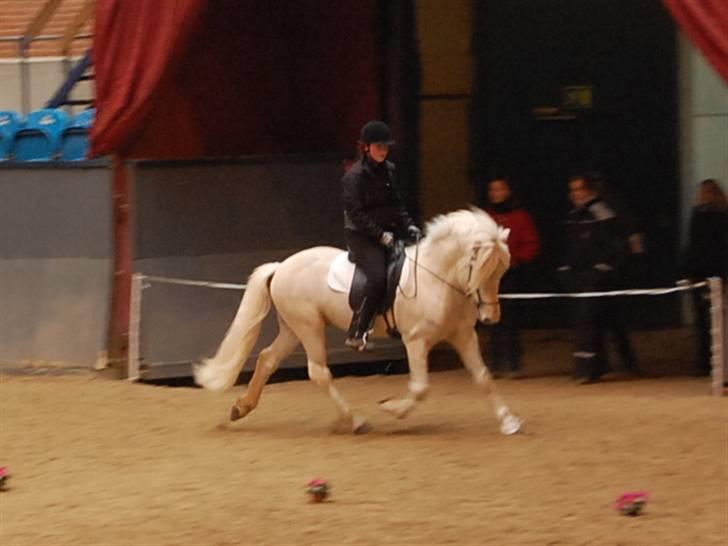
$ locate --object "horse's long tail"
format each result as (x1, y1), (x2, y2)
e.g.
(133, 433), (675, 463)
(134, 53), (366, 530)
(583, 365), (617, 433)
(194, 262), (280, 392)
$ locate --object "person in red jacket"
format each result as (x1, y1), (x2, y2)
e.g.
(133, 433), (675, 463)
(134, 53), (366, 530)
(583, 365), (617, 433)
(484, 177), (540, 377)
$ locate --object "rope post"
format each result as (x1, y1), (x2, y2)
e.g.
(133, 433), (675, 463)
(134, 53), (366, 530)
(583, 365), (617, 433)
(707, 277), (725, 397)
(127, 273), (143, 381)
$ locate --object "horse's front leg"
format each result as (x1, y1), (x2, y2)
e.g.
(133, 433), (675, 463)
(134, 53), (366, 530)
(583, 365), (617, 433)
(450, 327), (523, 435)
(379, 338), (430, 419)
(297, 321), (370, 434)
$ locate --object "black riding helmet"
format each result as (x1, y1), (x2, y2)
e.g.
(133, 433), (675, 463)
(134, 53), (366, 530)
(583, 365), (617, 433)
(359, 121), (395, 145)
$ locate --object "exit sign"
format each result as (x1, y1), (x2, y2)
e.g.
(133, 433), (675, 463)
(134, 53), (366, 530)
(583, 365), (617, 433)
(562, 86), (593, 110)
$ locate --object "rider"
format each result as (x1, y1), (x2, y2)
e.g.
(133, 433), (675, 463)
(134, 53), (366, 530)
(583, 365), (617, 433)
(342, 120), (420, 350)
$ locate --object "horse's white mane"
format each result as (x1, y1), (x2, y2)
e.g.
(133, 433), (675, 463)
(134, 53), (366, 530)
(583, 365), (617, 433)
(423, 207), (504, 247)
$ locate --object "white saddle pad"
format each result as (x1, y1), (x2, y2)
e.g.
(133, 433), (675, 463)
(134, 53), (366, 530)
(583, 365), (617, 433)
(327, 251), (410, 293)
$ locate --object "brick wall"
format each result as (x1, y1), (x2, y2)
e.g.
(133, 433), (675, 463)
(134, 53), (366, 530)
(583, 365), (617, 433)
(0, 0), (92, 58)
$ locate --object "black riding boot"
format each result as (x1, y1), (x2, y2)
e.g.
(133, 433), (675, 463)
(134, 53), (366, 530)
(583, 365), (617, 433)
(345, 297), (378, 351)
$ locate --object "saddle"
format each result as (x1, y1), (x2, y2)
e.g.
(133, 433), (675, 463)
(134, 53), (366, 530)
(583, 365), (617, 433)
(327, 243), (409, 337)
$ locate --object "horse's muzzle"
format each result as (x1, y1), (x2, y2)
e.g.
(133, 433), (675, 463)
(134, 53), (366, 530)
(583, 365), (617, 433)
(477, 303), (501, 325)
(478, 317), (501, 326)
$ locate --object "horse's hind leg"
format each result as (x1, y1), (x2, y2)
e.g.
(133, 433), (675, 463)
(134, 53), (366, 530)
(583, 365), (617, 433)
(230, 318), (299, 421)
(297, 320), (370, 434)
(449, 327), (523, 435)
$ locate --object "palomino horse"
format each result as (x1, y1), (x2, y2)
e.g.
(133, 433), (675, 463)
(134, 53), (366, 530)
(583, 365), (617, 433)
(194, 208), (523, 435)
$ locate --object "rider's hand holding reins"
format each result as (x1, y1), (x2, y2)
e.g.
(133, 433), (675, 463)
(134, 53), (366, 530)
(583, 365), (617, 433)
(380, 231), (395, 248)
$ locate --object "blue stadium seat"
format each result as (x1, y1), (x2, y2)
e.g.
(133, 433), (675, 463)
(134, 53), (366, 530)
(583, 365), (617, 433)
(0, 111), (23, 161)
(61, 108), (95, 161)
(13, 108), (70, 161)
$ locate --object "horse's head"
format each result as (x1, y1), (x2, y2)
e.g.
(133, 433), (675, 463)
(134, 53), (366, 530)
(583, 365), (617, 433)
(423, 208), (511, 324)
(464, 223), (511, 324)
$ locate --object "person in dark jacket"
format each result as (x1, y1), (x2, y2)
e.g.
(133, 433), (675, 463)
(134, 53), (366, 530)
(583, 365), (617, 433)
(483, 177), (540, 378)
(341, 121), (420, 350)
(588, 171), (648, 287)
(682, 179), (728, 376)
(584, 172), (642, 375)
(558, 174), (637, 384)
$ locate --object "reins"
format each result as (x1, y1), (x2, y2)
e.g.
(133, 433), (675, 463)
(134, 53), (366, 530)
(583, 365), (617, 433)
(400, 238), (499, 308)
(385, 225), (503, 335)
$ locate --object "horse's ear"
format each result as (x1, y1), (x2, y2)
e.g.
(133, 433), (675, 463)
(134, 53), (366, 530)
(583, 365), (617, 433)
(499, 227), (511, 241)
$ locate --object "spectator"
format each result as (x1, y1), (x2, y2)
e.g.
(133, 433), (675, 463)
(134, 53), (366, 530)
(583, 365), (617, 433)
(584, 172), (642, 375)
(682, 179), (728, 376)
(588, 171), (648, 287)
(483, 177), (540, 378)
(558, 174), (638, 384)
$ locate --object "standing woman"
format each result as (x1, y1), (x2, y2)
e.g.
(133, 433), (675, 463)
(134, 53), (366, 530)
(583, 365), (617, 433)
(484, 177), (540, 377)
(682, 179), (728, 376)
(341, 121), (420, 350)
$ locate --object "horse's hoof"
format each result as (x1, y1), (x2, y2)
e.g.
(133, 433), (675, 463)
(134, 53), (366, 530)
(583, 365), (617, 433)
(500, 415), (523, 435)
(379, 398), (411, 419)
(352, 416), (372, 435)
(354, 422), (372, 434)
(230, 402), (252, 422)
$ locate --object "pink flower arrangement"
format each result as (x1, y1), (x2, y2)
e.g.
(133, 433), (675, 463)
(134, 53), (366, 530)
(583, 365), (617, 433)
(0, 467), (9, 491)
(615, 491), (649, 516)
(306, 478), (330, 502)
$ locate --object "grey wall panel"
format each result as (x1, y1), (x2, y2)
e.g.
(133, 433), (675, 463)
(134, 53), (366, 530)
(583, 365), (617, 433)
(0, 164), (113, 369)
(136, 252), (287, 366)
(0, 258), (112, 368)
(133, 159), (405, 376)
(134, 159), (347, 258)
(0, 166), (113, 259)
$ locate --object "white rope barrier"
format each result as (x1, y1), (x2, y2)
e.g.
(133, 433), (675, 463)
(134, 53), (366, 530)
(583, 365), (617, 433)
(138, 273), (705, 298)
(128, 273), (724, 396)
(141, 274), (247, 291)
(499, 282), (706, 300)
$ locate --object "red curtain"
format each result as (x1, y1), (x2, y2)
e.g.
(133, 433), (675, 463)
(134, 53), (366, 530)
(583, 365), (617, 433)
(91, 0), (209, 157)
(664, 0), (728, 85)
(91, 0), (380, 159)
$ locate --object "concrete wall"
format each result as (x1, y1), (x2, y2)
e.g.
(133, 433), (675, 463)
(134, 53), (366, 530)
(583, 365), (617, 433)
(0, 56), (91, 114)
(0, 163), (113, 369)
(678, 34), (728, 243)
(677, 34), (728, 345)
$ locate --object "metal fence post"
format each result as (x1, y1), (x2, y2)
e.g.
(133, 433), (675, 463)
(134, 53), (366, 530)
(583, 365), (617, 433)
(708, 277), (725, 397)
(127, 273), (143, 381)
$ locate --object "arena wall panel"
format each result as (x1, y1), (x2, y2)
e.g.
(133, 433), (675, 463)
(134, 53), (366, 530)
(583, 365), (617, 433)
(0, 162), (113, 369)
(130, 157), (406, 379)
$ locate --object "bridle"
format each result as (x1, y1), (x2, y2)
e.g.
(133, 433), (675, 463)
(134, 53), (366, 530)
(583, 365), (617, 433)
(465, 246), (494, 314)
(402, 240), (501, 315)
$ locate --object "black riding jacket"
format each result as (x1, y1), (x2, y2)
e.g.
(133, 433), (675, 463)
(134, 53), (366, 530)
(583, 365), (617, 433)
(563, 197), (625, 275)
(342, 156), (414, 242)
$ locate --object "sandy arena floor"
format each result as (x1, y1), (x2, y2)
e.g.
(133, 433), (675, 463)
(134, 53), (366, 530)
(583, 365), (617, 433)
(1, 368), (726, 546)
